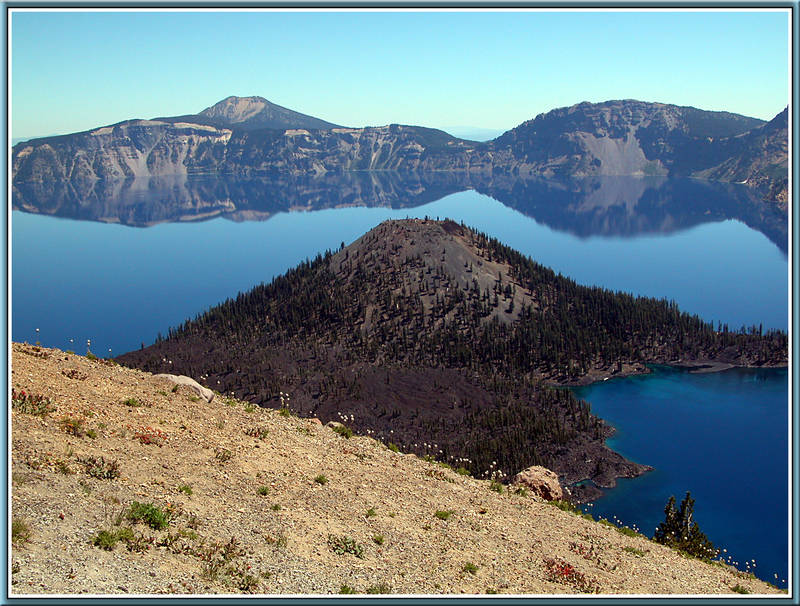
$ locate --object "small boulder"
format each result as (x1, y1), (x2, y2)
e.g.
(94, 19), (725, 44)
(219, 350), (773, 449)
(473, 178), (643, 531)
(325, 421), (345, 430)
(309, 418), (323, 426)
(156, 374), (214, 403)
(512, 465), (563, 501)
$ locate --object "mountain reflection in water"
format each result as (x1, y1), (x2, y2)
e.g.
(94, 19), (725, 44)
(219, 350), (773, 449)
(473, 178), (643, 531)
(12, 173), (787, 254)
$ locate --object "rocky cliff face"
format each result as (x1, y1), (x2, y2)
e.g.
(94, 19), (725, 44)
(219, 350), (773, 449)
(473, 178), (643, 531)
(219, 124), (485, 174)
(12, 97), (787, 203)
(693, 107), (788, 205)
(12, 122), (485, 181)
(491, 99), (765, 177)
(12, 120), (232, 183)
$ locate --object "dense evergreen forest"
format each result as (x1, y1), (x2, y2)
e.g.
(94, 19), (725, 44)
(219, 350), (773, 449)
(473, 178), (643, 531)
(119, 219), (786, 491)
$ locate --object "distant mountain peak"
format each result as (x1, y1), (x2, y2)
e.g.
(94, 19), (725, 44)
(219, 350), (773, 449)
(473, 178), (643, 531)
(198, 95), (342, 130)
(199, 96), (271, 124)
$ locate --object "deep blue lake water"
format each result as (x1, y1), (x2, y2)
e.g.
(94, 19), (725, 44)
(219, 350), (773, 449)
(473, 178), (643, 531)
(11, 175), (790, 588)
(573, 365), (789, 588)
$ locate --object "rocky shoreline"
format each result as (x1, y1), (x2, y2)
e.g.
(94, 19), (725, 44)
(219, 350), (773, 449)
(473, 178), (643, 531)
(556, 359), (788, 503)
(556, 358), (787, 389)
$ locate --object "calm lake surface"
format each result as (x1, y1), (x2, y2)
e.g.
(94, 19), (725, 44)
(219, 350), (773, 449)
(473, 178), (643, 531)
(12, 176), (787, 355)
(11, 174), (790, 587)
(573, 365), (789, 588)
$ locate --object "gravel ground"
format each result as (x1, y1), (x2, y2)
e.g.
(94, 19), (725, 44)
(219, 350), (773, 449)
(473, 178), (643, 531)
(9, 343), (784, 597)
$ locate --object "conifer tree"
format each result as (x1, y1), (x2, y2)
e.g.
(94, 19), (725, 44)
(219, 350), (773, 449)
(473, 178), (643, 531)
(653, 492), (716, 560)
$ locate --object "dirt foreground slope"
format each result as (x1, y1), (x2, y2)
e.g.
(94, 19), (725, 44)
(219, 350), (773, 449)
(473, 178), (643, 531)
(10, 343), (781, 596)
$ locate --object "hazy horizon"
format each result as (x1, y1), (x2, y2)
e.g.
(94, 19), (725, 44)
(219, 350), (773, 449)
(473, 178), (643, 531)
(8, 95), (785, 144)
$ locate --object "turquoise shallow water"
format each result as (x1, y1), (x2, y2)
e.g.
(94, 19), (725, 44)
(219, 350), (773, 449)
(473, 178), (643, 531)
(573, 365), (789, 588)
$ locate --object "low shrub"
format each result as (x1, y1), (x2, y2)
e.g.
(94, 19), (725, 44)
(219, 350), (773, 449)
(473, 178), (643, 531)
(61, 369), (88, 380)
(543, 558), (600, 593)
(214, 448), (233, 462)
(55, 458), (73, 474)
(230, 566), (259, 592)
(245, 426), (269, 440)
(77, 455), (121, 479)
(327, 534), (364, 558)
(196, 537), (244, 581)
(59, 416), (86, 437)
(623, 546), (646, 557)
(133, 426), (168, 446)
(92, 529), (120, 551)
(12, 389), (56, 416)
(92, 527), (135, 551)
(332, 424), (353, 439)
(434, 510), (453, 521)
(616, 525), (643, 538)
(126, 501), (170, 530)
(11, 518), (31, 545)
(549, 500), (580, 514)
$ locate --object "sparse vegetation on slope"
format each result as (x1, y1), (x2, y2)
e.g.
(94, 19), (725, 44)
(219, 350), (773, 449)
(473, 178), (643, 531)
(10, 343), (782, 595)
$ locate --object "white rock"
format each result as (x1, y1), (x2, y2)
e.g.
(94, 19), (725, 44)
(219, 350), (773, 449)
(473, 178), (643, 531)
(155, 374), (214, 403)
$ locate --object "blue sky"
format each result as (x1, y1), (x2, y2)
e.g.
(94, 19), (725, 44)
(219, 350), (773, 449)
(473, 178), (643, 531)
(10, 9), (790, 139)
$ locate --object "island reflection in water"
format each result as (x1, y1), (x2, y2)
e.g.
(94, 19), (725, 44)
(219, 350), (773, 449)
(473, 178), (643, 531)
(12, 173), (787, 253)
